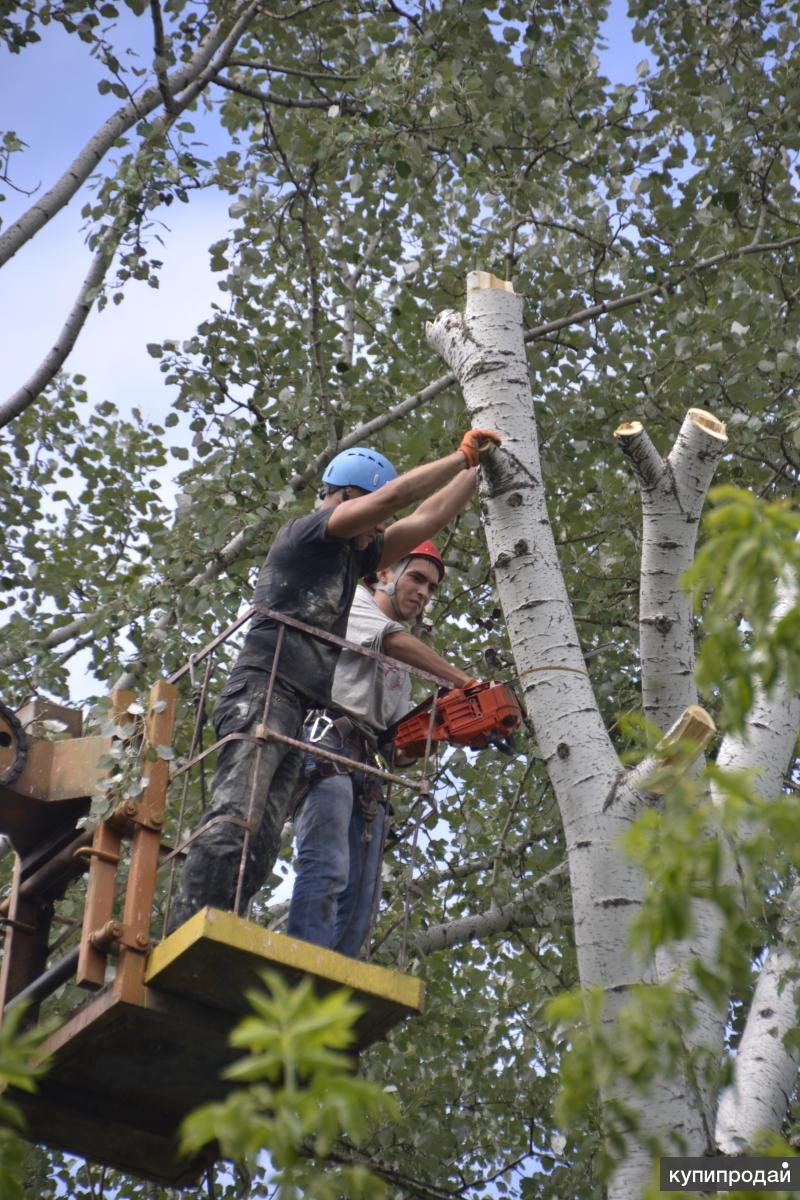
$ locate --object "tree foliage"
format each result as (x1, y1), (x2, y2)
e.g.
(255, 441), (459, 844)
(181, 970), (395, 1200)
(685, 488), (800, 729)
(0, 1005), (52, 1200)
(1, 1), (799, 1198)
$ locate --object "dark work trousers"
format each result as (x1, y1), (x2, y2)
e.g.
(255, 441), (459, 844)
(166, 668), (305, 932)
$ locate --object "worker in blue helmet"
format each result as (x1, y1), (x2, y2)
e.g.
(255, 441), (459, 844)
(166, 428), (501, 933)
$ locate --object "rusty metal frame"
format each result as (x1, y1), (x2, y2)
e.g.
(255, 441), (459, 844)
(75, 687), (133, 990)
(112, 680), (177, 1004)
(168, 603), (452, 689)
(0, 856), (49, 1019)
(163, 655), (214, 922)
(170, 729), (421, 793)
(160, 607), (443, 938)
(76, 821), (124, 989)
(234, 624), (285, 915)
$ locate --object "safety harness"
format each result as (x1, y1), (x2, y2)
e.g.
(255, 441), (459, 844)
(289, 708), (385, 835)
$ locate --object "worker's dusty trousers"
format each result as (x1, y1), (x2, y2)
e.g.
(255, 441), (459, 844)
(166, 668), (304, 933)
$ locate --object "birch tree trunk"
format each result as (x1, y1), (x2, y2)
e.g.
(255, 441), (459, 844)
(428, 272), (800, 1192)
(617, 412), (730, 1133)
(717, 886), (800, 1150)
(427, 273), (708, 1196)
(614, 411), (727, 733)
(715, 576), (800, 1149)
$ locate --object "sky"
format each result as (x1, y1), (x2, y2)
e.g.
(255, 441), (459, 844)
(0, 26), (231, 420)
(0, 3), (647, 431)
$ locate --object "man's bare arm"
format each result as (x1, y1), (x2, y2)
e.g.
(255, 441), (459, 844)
(325, 428), (499, 543)
(379, 468), (477, 567)
(382, 629), (473, 687)
(326, 450), (467, 541)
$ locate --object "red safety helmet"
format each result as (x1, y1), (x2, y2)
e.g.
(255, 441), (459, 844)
(406, 540), (445, 581)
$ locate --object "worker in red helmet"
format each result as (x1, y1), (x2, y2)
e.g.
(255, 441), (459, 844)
(287, 541), (479, 958)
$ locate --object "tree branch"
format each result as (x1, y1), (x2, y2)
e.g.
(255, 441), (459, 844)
(382, 863), (570, 959)
(325, 1147), (461, 1200)
(0, 217), (128, 428)
(227, 58), (361, 82)
(0, 0), (262, 269)
(295, 180), (335, 449)
(615, 408), (728, 732)
(214, 73), (358, 111)
(0, 10), (256, 430)
(521, 234), (800, 346)
(0, 599), (126, 672)
(149, 0), (177, 114)
(412, 835), (557, 892)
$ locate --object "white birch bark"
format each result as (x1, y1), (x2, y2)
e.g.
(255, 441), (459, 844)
(717, 887), (800, 1151)
(618, 412), (730, 1136)
(715, 572), (800, 1149)
(615, 411), (727, 731)
(427, 274), (707, 1196)
(426, 275), (631, 970)
(407, 865), (570, 958)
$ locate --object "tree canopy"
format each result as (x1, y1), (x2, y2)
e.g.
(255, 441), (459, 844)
(1, 2), (799, 1198)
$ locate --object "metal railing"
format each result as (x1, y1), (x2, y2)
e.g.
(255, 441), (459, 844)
(160, 604), (448, 967)
(0, 604), (448, 1019)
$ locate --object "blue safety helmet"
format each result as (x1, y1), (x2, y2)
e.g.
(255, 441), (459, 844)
(321, 447), (397, 493)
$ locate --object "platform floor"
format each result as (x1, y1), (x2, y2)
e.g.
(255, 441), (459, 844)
(13, 910), (425, 1183)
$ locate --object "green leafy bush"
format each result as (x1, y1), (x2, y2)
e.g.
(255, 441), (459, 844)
(180, 970), (397, 1200)
(0, 1003), (51, 1200)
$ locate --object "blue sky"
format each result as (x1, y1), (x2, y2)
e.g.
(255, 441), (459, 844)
(0, 13), (231, 417)
(0, 3), (646, 426)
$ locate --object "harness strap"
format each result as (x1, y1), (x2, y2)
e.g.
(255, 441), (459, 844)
(306, 708), (380, 761)
(287, 757), (337, 820)
(291, 710), (386, 833)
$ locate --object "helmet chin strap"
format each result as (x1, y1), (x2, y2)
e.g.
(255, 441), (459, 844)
(375, 578), (405, 620)
(375, 561), (410, 620)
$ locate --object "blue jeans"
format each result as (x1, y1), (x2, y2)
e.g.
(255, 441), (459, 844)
(287, 767), (386, 959)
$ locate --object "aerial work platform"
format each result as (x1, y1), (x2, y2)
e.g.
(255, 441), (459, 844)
(11, 909), (423, 1184)
(0, 610), (438, 1184)
(148, 907), (424, 1047)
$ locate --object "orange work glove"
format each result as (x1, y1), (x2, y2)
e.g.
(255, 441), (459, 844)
(459, 428), (501, 468)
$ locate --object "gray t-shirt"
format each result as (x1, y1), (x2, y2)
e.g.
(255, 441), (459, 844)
(331, 585), (412, 731)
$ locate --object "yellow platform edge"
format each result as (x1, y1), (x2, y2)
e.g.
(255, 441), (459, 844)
(146, 908), (425, 1013)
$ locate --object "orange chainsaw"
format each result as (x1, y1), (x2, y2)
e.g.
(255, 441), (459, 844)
(389, 681), (523, 758)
